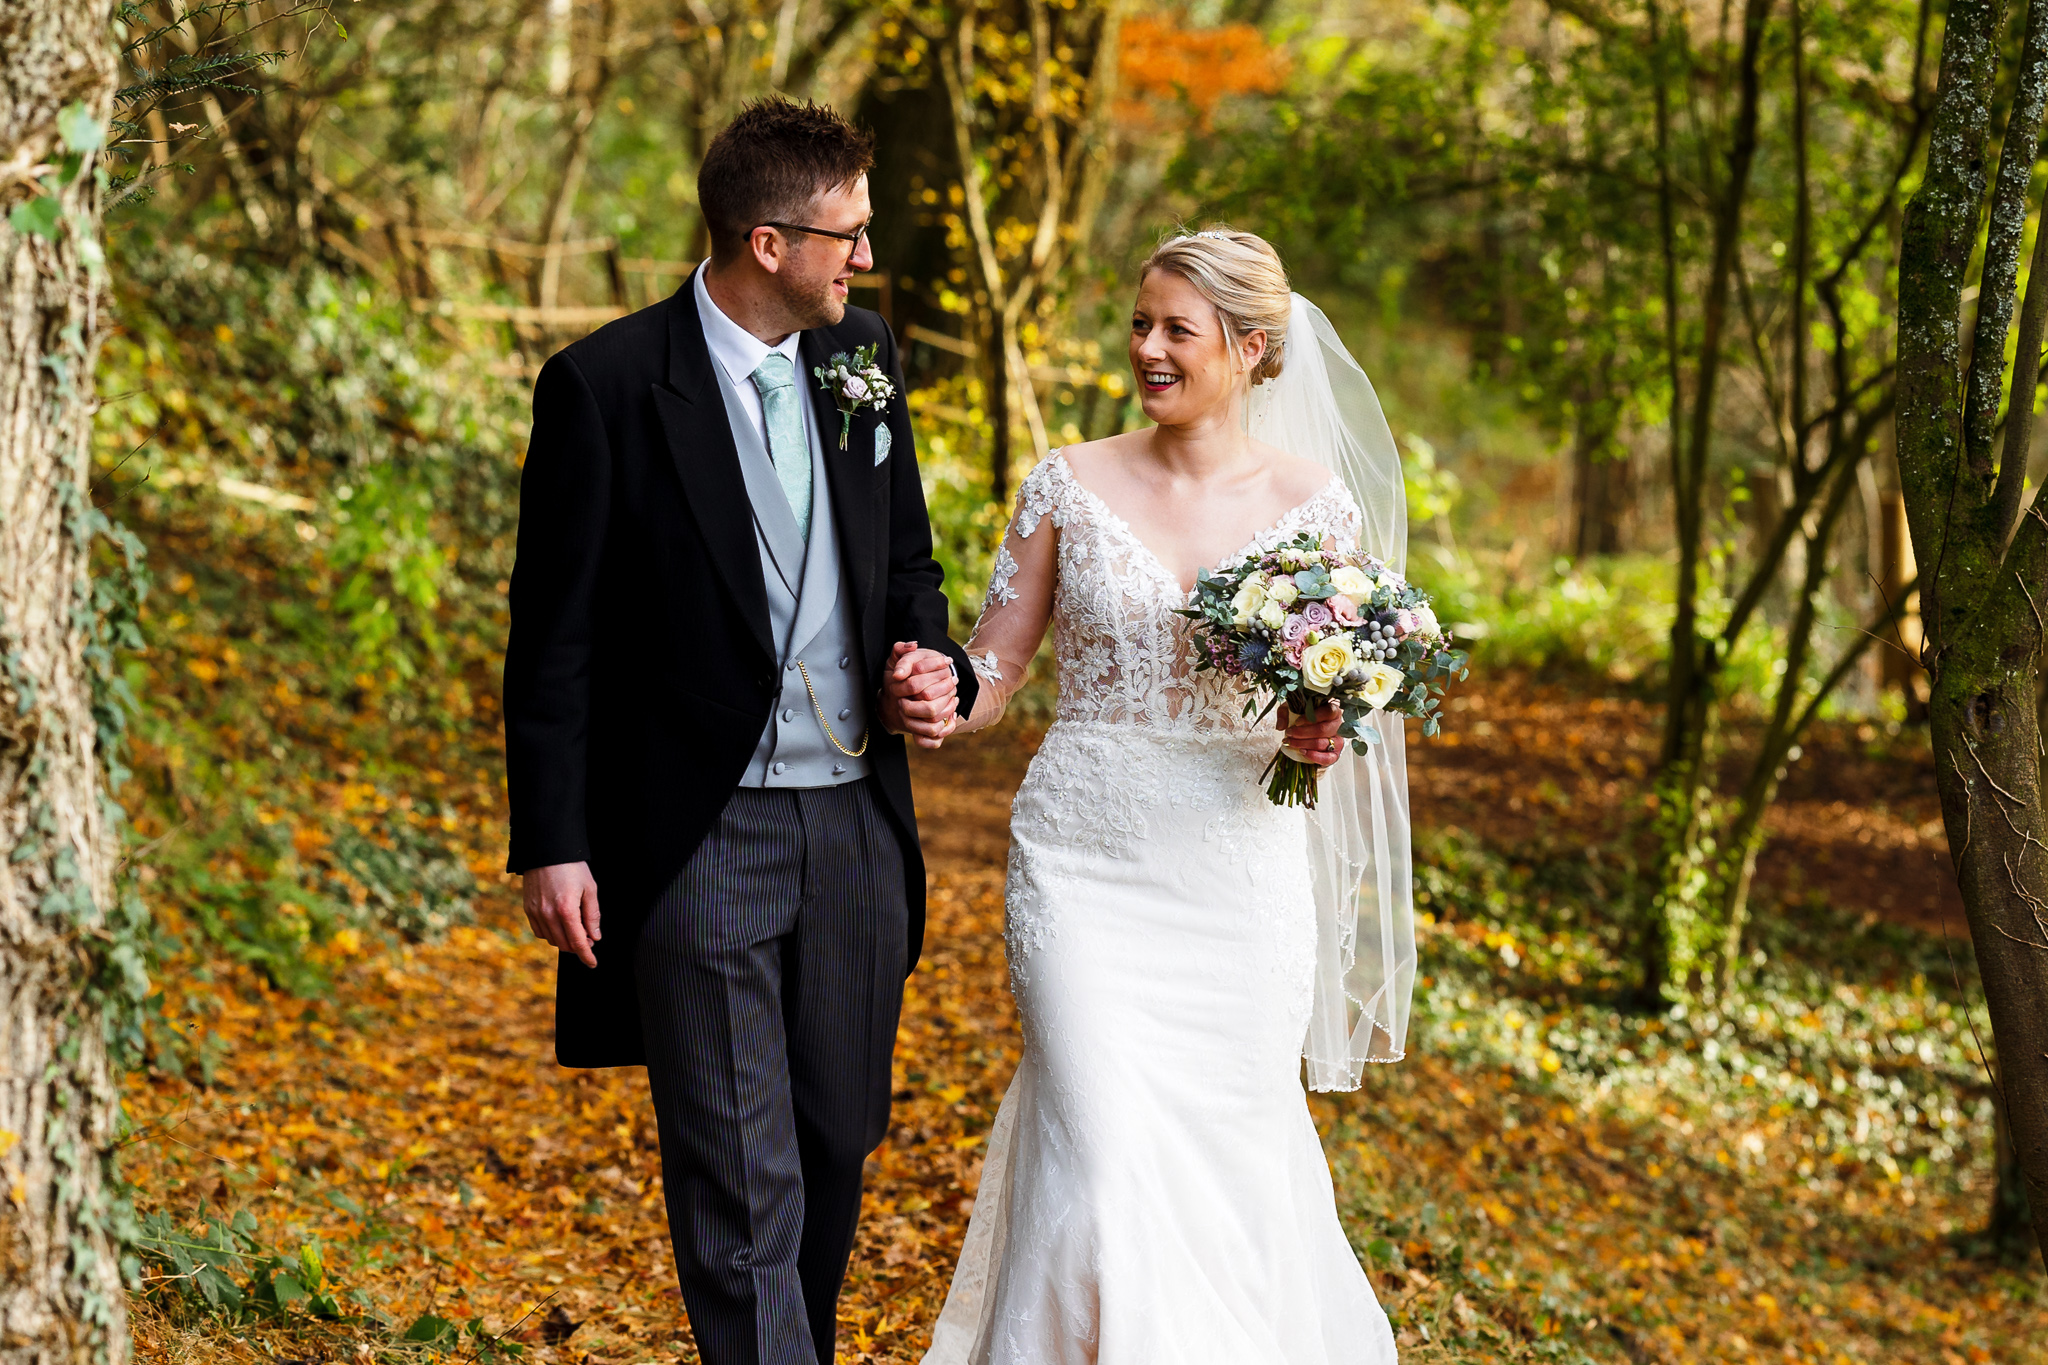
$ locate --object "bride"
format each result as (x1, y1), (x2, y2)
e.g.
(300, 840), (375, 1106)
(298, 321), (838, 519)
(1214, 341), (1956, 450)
(922, 227), (1416, 1364)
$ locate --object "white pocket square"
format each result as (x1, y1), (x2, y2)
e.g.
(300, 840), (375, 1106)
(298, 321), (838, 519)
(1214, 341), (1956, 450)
(874, 424), (892, 466)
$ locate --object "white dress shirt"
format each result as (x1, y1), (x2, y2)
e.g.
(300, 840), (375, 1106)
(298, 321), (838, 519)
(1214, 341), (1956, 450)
(694, 264), (808, 456)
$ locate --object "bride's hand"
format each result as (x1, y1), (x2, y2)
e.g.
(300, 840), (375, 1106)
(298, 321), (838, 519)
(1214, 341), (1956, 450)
(1280, 701), (1344, 768)
(879, 641), (960, 748)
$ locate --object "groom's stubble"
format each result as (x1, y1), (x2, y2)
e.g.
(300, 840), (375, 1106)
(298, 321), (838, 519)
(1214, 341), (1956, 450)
(769, 241), (850, 333)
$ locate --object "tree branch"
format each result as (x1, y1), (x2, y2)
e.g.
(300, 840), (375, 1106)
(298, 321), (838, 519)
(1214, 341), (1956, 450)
(1996, 179), (2048, 550)
(1964, 0), (2048, 475)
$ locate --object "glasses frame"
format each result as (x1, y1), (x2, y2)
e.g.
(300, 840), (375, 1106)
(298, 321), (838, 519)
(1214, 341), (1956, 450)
(758, 218), (873, 248)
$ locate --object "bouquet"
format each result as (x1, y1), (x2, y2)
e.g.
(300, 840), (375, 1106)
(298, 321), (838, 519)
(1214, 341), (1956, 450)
(1181, 531), (1469, 808)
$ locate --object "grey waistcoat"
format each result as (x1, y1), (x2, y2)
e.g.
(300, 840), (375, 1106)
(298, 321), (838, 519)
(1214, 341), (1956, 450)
(712, 362), (874, 788)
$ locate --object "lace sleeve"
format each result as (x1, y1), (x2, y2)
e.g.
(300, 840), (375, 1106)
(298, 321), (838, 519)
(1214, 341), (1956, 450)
(957, 461), (1062, 732)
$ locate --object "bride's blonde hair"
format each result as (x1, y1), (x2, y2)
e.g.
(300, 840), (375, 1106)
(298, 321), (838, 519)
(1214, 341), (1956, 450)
(1138, 226), (1292, 385)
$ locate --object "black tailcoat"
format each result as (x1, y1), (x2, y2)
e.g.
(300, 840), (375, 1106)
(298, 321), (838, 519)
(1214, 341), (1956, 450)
(502, 283), (977, 1067)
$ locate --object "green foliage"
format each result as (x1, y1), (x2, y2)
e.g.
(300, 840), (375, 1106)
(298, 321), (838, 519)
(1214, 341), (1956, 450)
(92, 233), (517, 1034)
(912, 380), (1005, 638)
(133, 1206), (346, 1320)
(1418, 549), (1787, 703)
(1413, 831), (1996, 1184)
(133, 1201), (529, 1358)
(108, 245), (517, 676)
(109, 1), (338, 203)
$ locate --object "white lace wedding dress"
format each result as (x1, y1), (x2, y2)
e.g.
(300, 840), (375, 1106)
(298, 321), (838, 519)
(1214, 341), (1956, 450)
(923, 452), (1398, 1365)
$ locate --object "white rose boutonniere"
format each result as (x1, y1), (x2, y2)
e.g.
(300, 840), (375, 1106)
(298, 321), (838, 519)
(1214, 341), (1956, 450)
(813, 342), (896, 449)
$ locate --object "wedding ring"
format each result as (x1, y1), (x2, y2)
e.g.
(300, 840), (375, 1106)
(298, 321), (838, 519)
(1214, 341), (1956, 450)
(1323, 738), (1334, 752)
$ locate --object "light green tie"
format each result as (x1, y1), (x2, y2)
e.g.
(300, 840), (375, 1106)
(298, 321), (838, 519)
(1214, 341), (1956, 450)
(750, 353), (812, 542)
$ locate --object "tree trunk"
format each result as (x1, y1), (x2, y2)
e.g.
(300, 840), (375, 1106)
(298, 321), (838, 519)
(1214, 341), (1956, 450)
(1992, 1097), (2038, 1258)
(0, 1), (131, 1359)
(1642, 0), (1772, 1003)
(988, 309), (1012, 509)
(1570, 410), (1629, 558)
(1895, 0), (2048, 1275)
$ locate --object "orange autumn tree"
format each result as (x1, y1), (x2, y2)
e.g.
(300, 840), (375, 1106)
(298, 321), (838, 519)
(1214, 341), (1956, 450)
(1117, 16), (1287, 129)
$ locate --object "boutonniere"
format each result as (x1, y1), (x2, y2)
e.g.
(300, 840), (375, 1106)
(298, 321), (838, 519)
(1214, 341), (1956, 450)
(812, 343), (896, 449)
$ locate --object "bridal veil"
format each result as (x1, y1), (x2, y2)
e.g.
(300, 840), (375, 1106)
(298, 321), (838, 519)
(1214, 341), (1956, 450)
(1246, 293), (1418, 1086)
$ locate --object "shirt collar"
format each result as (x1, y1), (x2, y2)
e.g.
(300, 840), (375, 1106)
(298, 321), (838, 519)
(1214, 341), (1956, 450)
(695, 264), (802, 391)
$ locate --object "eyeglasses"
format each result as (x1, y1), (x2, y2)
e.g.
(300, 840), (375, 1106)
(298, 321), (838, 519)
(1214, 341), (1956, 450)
(759, 218), (872, 249)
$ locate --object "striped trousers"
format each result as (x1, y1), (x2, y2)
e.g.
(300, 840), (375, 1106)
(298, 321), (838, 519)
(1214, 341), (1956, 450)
(635, 780), (907, 1365)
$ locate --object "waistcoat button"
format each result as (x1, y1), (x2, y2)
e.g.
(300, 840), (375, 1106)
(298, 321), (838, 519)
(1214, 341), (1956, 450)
(838, 656), (850, 669)
(772, 761), (787, 775)
(782, 707), (795, 722)
(838, 708), (851, 721)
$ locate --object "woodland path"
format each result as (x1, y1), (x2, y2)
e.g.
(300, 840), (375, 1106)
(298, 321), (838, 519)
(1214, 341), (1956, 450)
(126, 683), (2033, 1365)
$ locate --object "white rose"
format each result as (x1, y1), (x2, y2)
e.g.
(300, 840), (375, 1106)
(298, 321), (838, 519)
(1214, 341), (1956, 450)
(1267, 577), (1301, 607)
(1412, 604), (1440, 637)
(1329, 564), (1375, 597)
(1300, 636), (1359, 692)
(1257, 600), (1287, 631)
(1230, 579), (1268, 627)
(1358, 662), (1405, 710)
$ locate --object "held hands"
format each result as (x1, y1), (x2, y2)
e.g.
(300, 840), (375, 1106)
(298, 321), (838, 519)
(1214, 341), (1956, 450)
(524, 861), (602, 968)
(1280, 700), (1345, 769)
(878, 640), (960, 749)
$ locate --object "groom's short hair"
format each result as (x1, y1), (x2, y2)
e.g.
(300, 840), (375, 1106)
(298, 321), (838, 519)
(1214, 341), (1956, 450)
(699, 100), (876, 262)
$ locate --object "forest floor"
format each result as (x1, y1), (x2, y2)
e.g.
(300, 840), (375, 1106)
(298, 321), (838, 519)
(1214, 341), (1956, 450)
(123, 679), (2043, 1365)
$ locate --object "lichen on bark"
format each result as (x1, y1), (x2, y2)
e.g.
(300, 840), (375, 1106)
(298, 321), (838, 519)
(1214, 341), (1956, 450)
(0, 2), (140, 1360)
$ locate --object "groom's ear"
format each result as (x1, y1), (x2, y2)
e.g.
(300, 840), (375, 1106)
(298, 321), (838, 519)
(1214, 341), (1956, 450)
(747, 226), (788, 276)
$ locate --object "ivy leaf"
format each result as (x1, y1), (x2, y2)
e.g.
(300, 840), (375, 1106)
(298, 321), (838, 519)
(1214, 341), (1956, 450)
(403, 1314), (457, 1343)
(9, 195), (61, 241)
(57, 102), (105, 155)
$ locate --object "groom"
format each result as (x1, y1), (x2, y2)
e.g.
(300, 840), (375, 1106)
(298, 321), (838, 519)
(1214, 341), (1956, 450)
(502, 100), (974, 1364)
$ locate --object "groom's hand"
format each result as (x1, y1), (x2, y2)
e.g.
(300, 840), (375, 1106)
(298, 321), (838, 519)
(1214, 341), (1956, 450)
(878, 640), (959, 749)
(1281, 701), (1345, 768)
(523, 861), (601, 968)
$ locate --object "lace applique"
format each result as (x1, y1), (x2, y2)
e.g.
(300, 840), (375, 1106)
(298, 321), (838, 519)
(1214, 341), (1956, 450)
(985, 545), (1021, 608)
(1013, 463), (1066, 539)
(999, 453), (1361, 734)
(970, 651), (1003, 684)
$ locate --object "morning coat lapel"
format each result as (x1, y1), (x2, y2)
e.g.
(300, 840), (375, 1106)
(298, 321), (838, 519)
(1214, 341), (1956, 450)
(707, 363), (805, 598)
(653, 276), (774, 665)
(799, 328), (879, 618)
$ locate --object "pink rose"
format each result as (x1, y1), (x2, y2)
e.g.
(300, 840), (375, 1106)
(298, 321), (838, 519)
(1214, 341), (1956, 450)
(1394, 608), (1420, 636)
(1329, 595), (1364, 625)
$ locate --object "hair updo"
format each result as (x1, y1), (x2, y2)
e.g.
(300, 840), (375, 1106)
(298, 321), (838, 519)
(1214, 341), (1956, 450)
(1138, 226), (1293, 385)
